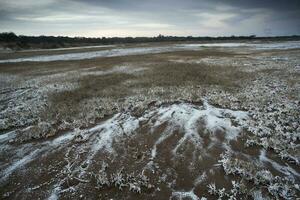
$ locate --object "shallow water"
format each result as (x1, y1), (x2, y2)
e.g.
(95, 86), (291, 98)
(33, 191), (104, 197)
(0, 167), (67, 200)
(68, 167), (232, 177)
(1, 41), (299, 63)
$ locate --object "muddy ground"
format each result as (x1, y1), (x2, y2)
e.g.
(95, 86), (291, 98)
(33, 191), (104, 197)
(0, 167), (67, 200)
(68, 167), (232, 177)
(0, 41), (299, 199)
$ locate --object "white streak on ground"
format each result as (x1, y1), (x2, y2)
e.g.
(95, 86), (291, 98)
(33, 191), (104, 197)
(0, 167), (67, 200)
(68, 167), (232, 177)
(20, 45), (116, 52)
(0, 131), (15, 142)
(151, 130), (174, 159)
(47, 185), (60, 200)
(0, 149), (41, 181)
(259, 149), (300, 178)
(80, 65), (147, 76)
(0, 131), (75, 182)
(171, 190), (205, 200)
(86, 112), (139, 156)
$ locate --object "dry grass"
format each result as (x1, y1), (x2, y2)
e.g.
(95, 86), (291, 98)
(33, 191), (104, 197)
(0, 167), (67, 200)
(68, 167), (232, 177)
(0, 46), (256, 130)
(38, 50), (253, 128)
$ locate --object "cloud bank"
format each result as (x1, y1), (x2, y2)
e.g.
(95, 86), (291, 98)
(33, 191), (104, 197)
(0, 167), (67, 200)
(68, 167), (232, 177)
(0, 0), (299, 37)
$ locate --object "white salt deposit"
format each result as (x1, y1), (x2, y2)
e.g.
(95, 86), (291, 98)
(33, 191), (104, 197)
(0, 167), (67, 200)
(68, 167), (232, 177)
(47, 185), (60, 200)
(179, 41), (300, 50)
(0, 131), (75, 181)
(87, 112), (139, 154)
(180, 43), (248, 48)
(0, 101), (248, 182)
(171, 190), (204, 200)
(0, 131), (15, 142)
(148, 101), (248, 156)
(259, 150), (300, 178)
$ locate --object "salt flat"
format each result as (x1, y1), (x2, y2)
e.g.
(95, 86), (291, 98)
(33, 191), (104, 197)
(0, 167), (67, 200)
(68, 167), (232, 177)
(0, 41), (299, 199)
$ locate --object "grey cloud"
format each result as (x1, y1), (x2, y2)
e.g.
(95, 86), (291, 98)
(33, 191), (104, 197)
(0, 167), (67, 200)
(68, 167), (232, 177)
(70, 0), (300, 11)
(0, 0), (299, 36)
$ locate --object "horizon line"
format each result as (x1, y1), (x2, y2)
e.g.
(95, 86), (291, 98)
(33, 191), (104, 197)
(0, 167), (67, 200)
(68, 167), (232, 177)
(1, 32), (300, 39)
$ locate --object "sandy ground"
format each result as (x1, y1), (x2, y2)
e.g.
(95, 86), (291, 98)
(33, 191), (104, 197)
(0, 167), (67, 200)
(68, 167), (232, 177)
(0, 41), (299, 199)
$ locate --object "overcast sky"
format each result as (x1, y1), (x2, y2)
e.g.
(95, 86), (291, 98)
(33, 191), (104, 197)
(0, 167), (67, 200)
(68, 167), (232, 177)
(0, 0), (299, 37)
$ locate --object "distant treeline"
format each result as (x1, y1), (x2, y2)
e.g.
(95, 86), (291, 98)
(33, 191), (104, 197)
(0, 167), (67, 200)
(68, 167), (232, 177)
(1, 32), (300, 50)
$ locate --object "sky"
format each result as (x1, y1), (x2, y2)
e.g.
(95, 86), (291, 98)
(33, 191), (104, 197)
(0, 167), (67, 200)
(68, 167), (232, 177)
(0, 0), (299, 37)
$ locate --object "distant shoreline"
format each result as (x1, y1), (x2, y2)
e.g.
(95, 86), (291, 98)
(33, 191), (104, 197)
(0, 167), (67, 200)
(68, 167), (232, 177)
(1, 32), (300, 51)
